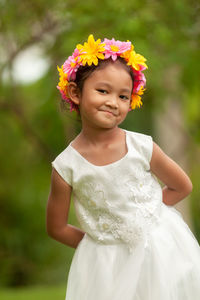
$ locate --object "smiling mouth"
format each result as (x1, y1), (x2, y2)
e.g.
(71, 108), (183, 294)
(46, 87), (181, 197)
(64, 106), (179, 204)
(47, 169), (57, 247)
(101, 110), (117, 116)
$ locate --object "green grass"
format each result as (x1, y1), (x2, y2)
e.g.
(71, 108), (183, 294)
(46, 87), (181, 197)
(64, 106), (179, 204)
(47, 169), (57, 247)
(0, 284), (66, 300)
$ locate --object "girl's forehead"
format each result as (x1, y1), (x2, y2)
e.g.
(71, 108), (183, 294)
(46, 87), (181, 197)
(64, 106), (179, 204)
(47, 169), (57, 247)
(84, 64), (133, 92)
(89, 61), (133, 81)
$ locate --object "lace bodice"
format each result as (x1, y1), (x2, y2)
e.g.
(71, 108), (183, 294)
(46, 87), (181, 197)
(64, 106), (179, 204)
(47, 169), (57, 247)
(51, 130), (163, 253)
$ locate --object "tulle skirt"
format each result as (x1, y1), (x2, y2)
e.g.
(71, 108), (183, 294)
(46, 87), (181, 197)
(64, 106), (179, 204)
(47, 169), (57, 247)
(65, 203), (200, 300)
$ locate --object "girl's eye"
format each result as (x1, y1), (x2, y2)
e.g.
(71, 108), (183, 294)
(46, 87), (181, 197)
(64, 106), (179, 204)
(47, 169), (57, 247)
(119, 95), (129, 100)
(97, 89), (107, 94)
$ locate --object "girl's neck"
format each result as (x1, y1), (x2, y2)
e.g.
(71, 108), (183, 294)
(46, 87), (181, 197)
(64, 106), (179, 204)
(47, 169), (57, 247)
(78, 126), (123, 147)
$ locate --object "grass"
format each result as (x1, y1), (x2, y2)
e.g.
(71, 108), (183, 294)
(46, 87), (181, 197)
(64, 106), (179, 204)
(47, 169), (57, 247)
(0, 284), (66, 300)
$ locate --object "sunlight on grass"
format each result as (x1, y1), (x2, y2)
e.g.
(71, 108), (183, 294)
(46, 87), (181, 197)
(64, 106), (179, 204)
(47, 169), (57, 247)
(0, 284), (66, 300)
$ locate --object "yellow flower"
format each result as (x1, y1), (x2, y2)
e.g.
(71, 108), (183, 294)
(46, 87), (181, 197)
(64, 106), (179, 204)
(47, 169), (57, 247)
(76, 34), (105, 66)
(57, 65), (68, 93)
(128, 51), (148, 71)
(120, 45), (134, 61)
(121, 45), (147, 71)
(131, 86), (145, 109)
(110, 45), (119, 52)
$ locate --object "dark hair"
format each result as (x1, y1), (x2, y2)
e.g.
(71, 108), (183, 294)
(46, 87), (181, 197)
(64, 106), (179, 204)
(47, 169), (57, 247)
(61, 57), (134, 114)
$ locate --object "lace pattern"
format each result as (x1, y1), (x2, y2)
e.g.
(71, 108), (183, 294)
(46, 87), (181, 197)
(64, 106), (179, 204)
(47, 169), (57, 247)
(74, 173), (162, 253)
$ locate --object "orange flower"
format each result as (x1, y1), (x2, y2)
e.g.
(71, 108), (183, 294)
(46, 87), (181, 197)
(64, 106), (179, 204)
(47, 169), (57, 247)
(57, 65), (68, 95)
(131, 86), (145, 109)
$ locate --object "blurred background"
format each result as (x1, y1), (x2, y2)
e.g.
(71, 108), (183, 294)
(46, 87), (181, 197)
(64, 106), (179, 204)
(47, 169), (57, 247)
(0, 0), (200, 299)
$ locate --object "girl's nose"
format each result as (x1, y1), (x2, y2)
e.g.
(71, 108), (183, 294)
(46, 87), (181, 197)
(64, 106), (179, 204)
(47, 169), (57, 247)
(105, 95), (119, 108)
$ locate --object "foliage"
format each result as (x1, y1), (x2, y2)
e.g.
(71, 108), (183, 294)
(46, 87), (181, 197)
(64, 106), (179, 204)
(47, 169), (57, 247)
(0, 0), (200, 287)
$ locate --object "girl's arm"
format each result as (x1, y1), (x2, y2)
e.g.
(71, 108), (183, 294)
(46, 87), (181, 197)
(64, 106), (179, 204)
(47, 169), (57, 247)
(46, 168), (85, 249)
(150, 142), (193, 206)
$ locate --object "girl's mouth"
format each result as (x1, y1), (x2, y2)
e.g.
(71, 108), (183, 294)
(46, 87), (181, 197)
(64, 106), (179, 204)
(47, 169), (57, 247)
(101, 110), (116, 116)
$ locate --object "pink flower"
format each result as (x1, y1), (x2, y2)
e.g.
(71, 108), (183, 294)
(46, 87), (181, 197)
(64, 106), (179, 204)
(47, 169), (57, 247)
(132, 69), (146, 93)
(103, 38), (131, 61)
(73, 48), (80, 58)
(57, 86), (68, 100)
(63, 49), (81, 81)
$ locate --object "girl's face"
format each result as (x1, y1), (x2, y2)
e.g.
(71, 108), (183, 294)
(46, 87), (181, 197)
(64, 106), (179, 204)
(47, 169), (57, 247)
(72, 60), (133, 130)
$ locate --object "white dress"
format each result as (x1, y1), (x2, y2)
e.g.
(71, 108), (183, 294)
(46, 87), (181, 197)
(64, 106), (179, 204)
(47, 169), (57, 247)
(51, 129), (200, 300)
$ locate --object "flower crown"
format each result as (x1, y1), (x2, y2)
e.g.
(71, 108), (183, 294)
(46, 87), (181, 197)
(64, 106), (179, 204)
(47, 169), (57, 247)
(57, 34), (148, 112)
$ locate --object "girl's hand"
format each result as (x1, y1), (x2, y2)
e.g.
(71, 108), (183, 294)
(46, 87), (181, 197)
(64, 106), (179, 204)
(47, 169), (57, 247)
(46, 168), (85, 248)
(150, 142), (193, 206)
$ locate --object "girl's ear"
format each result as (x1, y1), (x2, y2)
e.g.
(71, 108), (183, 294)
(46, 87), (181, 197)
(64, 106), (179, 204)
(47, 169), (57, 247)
(67, 82), (81, 105)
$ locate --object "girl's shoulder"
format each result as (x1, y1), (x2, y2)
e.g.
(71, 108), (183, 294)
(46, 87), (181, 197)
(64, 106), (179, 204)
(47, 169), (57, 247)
(52, 142), (72, 159)
(125, 129), (153, 163)
(125, 129), (152, 140)
(125, 129), (153, 146)
(51, 143), (75, 186)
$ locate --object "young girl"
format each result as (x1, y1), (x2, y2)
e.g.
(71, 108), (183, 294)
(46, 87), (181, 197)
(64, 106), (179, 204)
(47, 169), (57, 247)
(46, 34), (200, 300)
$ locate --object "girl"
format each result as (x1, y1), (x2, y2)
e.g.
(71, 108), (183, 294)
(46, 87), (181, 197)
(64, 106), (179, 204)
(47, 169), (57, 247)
(46, 34), (200, 300)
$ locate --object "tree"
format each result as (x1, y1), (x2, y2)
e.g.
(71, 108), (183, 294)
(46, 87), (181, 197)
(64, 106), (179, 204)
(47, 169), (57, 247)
(0, 0), (199, 286)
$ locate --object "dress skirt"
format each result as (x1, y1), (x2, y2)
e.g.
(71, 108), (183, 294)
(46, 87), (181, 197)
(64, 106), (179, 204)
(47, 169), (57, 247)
(65, 203), (200, 300)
